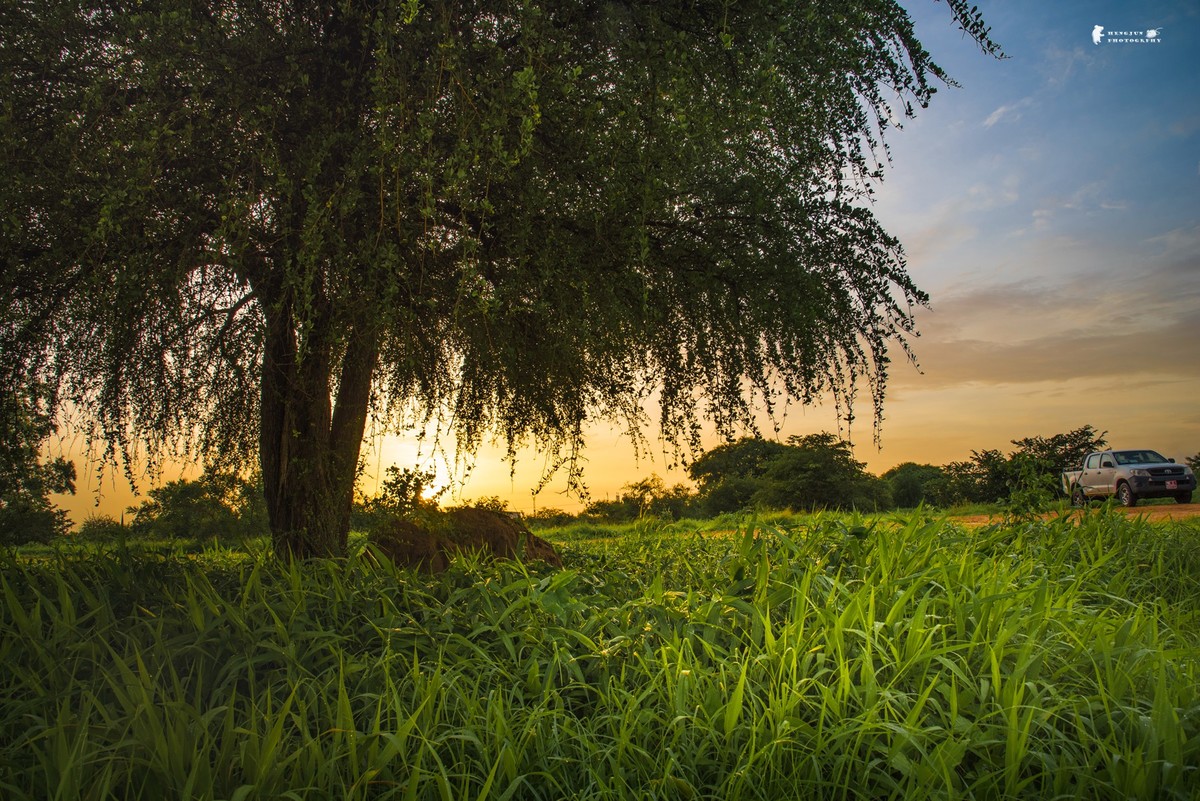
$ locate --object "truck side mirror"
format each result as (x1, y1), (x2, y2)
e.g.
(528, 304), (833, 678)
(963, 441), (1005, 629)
(1169, 458), (1176, 463)
(1101, 460), (1114, 468)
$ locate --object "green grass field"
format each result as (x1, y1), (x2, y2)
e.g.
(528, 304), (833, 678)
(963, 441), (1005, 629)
(2, 510), (1198, 799)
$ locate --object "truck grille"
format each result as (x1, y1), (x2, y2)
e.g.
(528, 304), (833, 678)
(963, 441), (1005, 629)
(1149, 467), (1185, 477)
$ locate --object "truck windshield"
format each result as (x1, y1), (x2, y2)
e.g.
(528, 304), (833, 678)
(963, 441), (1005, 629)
(1112, 450), (1167, 465)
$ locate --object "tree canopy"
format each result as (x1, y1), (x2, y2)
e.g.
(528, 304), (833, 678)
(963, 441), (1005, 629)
(125, 469), (266, 542)
(1, 0), (999, 556)
(928, 425), (1108, 507)
(585, 473), (697, 522)
(881, 461), (943, 508)
(0, 385), (76, 546)
(687, 433), (889, 513)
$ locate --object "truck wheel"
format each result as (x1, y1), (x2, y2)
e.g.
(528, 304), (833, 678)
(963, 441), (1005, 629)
(1117, 482), (1137, 507)
(1176, 491), (1193, 504)
(1071, 487), (1087, 507)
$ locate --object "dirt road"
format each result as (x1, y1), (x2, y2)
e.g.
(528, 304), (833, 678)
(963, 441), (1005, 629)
(953, 503), (1200, 526)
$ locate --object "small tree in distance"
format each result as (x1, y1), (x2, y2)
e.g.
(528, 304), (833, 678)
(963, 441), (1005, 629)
(688, 434), (890, 514)
(0, 385), (75, 547)
(126, 470), (267, 542)
(688, 438), (790, 515)
(882, 462), (944, 509)
(1010, 425), (1108, 475)
(926, 425), (1108, 507)
(585, 474), (697, 522)
(753, 433), (892, 512)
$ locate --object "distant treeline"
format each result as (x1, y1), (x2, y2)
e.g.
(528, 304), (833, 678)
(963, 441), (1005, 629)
(6, 414), (1199, 546)
(538, 425), (1200, 524)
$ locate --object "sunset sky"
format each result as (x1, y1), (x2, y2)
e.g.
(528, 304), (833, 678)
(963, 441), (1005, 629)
(59, 0), (1200, 523)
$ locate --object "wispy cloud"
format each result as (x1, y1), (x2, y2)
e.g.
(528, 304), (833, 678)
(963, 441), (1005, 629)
(964, 174), (1021, 209)
(1168, 113), (1200, 137)
(983, 97), (1034, 128)
(1147, 223), (1200, 258)
(899, 311), (1200, 388)
(894, 253), (1200, 390)
(1039, 45), (1096, 88)
(1024, 181), (1127, 232)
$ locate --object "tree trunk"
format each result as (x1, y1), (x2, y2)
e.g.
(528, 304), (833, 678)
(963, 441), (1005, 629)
(259, 297), (377, 559)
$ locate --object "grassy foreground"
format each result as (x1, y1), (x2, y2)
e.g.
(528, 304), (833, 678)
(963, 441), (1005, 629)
(2, 512), (1199, 800)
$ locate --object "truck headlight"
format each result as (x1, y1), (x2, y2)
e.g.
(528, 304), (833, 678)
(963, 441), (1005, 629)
(1129, 469), (1150, 477)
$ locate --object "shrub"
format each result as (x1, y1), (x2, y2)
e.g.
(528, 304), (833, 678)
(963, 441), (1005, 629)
(76, 514), (132, 542)
(585, 474), (700, 522)
(0, 502), (70, 548)
(352, 465), (442, 534)
(524, 507), (578, 528)
(1004, 453), (1058, 521)
(882, 463), (945, 508)
(127, 470), (266, 542)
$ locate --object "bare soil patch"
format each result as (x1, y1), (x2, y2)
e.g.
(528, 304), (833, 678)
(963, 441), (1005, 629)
(952, 503), (1200, 527)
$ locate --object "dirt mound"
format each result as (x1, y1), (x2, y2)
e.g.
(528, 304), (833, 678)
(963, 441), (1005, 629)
(368, 518), (452, 573)
(369, 508), (562, 573)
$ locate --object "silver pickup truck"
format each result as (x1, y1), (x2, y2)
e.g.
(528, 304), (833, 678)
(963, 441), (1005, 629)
(1062, 449), (1195, 507)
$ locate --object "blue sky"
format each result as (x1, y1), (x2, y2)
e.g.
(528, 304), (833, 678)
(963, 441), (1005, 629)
(60, 0), (1200, 520)
(476, 0), (1200, 510)
(851, 0), (1200, 474)
(881, 0), (1198, 278)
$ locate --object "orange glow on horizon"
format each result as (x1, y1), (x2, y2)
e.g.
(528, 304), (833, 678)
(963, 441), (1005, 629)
(50, 370), (1200, 527)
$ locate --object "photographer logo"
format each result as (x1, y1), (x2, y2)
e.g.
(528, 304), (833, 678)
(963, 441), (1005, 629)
(1092, 25), (1162, 44)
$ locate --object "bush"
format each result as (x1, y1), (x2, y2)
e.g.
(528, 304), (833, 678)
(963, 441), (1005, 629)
(698, 476), (762, 515)
(352, 465), (441, 534)
(127, 470), (266, 542)
(882, 463), (945, 509)
(688, 434), (892, 514)
(0, 502), (70, 548)
(1004, 454), (1058, 521)
(585, 474), (700, 523)
(76, 514), (132, 542)
(525, 508), (578, 528)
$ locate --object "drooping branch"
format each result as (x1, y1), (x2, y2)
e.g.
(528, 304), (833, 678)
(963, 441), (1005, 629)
(2, 0), (1002, 557)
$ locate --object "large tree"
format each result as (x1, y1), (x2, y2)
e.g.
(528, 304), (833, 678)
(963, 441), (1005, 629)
(2, 1), (998, 557)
